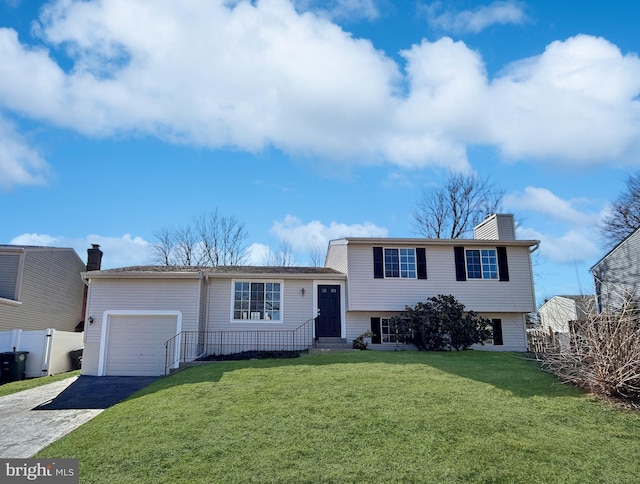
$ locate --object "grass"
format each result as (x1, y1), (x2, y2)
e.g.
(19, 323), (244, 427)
(37, 351), (640, 483)
(0, 370), (80, 397)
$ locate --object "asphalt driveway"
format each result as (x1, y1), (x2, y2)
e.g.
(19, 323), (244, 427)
(0, 375), (159, 458)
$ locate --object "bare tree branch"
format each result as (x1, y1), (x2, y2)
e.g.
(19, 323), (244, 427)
(413, 173), (504, 238)
(599, 172), (640, 248)
(150, 210), (249, 266)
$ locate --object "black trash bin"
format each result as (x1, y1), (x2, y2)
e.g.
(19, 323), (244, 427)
(69, 349), (83, 370)
(0, 351), (28, 383)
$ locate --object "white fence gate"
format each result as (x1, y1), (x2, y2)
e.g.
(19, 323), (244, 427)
(0, 329), (84, 378)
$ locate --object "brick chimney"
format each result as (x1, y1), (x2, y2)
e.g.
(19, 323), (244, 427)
(86, 244), (103, 271)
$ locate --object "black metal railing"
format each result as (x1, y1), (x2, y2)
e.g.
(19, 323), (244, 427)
(164, 317), (315, 374)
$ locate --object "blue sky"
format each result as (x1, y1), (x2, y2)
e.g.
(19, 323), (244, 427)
(2, 0), (640, 305)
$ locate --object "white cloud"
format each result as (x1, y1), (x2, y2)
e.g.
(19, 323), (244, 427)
(488, 35), (640, 163)
(505, 186), (606, 264)
(517, 226), (600, 264)
(0, 116), (50, 190)
(270, 215), (388, 252)
(1, 2), (640, 189)
(9, 232), (150, 269)
(244, 242), (274, 265)
(424, 1), (527, 34)
(504, 186), (599, 225)
(293, 0), (380, 22)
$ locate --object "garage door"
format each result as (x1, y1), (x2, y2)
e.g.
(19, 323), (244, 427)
(105, 314), (178, 376)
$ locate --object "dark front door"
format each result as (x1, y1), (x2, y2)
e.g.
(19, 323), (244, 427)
(316, 285), (341, 337)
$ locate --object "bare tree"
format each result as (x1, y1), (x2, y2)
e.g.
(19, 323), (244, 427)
(413, 173), (504, 239)
(599, 172), (640, 248)
(195, 210), (248, 266)
(538, 294), (640, 404)
(150, 210), (249, 266)
(307, 244), (327, 267)
(264, 242), (296, 267)
(150, 227), (176, 266)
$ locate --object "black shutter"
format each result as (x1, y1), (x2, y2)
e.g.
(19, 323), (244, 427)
(373, 247), (384, 279)
(370, 317), (381, 344)
(454, 246), (466, 281)
(416, 248), (427, 279)
(492, 319), (503, 345)
(497, 246), (509, 282)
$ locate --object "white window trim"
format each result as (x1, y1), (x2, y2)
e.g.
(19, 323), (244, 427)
(98, 310), (183, 376)
(230, 279), (284, 323)
(465, 248), (499, 280)
(383, 247), (417, 279)
(0, 297), (22, 307)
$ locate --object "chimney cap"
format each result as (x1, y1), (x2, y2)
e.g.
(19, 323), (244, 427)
(91, 244), (100, 249)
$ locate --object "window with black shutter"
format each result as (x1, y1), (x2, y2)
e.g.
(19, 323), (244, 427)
(454, 246), (466, 281)
(416, 248), (427, 279)
(373, 247), (384, 279)
(492, 319), (503, 345)
(497, 246), (510, 281)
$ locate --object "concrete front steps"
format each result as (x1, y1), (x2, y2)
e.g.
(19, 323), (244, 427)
(308, 337), (356, 354)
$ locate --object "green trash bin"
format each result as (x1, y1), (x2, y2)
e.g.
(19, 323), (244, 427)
(0, 351), (28, 383)
(69, 349), (83, 370)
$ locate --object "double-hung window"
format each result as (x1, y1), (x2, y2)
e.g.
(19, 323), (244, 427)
(384, 248), (416, 278)
(466, 249), (498, 279)
(233, 281), (281, 321)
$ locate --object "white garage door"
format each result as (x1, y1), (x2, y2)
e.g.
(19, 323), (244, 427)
(105, 314), (178, 376)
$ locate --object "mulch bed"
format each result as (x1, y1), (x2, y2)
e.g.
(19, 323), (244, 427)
(197, 350), (304, 361)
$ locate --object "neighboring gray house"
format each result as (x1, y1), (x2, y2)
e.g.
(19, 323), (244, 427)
(591, 227), (640, 311)
(80, 214), (539, 376)
(0, 245), (88, 332)
(538, 295), (595, 347)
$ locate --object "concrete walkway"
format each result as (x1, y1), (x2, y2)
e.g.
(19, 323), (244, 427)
(0, 375), (159, 458)
(0, 377), (102, 458)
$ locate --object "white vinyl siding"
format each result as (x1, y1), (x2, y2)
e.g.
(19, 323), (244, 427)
(84, 278), (199, 345)
(473, 214), (516, 240)
(539, 297), (579, 334)
(471, 313), (527, 352)
(592, 227), (640, 311)
(346, 244), (535, 313)
(0, 248), (85, 332)
(325, 242), (348, 274)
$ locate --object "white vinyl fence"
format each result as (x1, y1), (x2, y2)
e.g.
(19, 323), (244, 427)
(0, 329), (84, 378)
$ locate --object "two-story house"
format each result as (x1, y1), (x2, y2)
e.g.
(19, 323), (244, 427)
(80, 214), (539, 376)
(325, 214), (538, 351)
(0, 245), (88, 332)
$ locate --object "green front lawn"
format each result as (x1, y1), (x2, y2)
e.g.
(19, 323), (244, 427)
(0, 370), (80, 397)
(37, 352), (640, 483)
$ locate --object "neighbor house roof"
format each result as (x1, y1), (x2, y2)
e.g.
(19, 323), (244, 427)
(539, 295), (596, 319)
(82, 265), (346, 280)
(329, 237), (539, 248)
